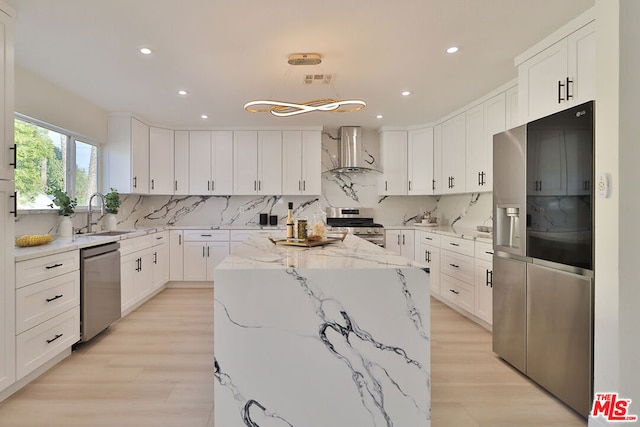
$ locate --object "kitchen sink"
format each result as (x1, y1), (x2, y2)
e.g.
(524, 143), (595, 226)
(95, 230), (134, 236)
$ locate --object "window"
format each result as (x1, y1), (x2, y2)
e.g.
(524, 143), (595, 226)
(14, 117), (99, 210)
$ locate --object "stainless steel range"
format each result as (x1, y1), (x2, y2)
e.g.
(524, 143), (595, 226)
(326, 207), (384, 247)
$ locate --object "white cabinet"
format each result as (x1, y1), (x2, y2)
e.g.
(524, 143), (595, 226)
(0, 180), (15, 393)
(234, 131), (282, 195)
(440, 113), (466, 194)
(173, 131), (190, 195)
(149, 127), (175, 195)
(151, 231), (169, 290)
(189, 131), (233, 195)
(14, 250), (80, 380)
(107, 115), (149, 194)
(517, 19), (595, 123)
(183, 230), (229, 281)
(385, 229), (414, 259)
(416, 231), (441, 296)
(505, 85), (520, 129)
(0, 7), (14, 182)
(474, 242), (494, 325)
(439, 235), (475, 313)
(432, 125), (443, 194)
(169, 230), (184, 281)
(407, 127), (435, 195)
(466, 93), (507, 193)
(378, 131), (408, 195)
(282, 131), (321, 195)
(120, 235), (153, 314)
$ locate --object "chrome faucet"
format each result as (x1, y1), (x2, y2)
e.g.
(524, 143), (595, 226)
(87, 192), (105, 233)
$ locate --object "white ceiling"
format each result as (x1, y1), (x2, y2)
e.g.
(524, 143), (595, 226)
(10, 0), (595, 130)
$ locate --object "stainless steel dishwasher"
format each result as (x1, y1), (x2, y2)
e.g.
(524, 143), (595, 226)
(80, 241), (121, 342)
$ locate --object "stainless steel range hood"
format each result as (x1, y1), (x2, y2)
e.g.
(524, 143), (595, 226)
(329, 126), (380, 174)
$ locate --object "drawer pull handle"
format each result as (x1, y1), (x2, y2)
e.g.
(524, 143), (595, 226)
(449, 243), (460, 247)
(156, 236), (163, 240)
(46, 333), (63, 344)
(449, 263), (459, 268)
(449, 289), (460, 295)
(201, 234), (212, 237)
(485, 251), (494, 255)
(46, 294), (64, 302)
(45, 263), (63, 270)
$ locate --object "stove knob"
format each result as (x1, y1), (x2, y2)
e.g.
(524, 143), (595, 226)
(367, 228), (372, 234)
(354, 229), (361, 235)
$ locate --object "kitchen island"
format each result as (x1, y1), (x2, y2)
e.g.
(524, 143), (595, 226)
(214, 233), (431, 427)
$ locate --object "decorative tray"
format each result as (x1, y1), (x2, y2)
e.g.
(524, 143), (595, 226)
(269, 231), (347, 247)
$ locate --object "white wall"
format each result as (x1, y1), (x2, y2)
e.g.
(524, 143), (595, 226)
(617, 0), (640, 409)
(14, 65), (108, 143)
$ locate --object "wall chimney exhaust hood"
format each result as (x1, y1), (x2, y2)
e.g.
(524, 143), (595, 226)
(328, 126), (380, 174)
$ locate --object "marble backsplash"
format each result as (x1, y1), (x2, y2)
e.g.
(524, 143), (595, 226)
(14, 131), (492, 236)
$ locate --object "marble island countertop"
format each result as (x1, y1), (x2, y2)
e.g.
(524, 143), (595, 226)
(218, 232), (424, 270)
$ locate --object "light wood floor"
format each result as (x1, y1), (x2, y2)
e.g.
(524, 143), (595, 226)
(0, 289), (586, 426)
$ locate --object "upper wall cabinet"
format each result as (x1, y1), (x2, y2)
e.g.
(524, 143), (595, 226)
(149, 127), (175, 195)
(378, 130), (408, 196)
(408, 127), (435, 195)
(517, 12), (595, 123)
(189, 131), (233, 195)
(234, 131), (282, 195)
(107, 115), (149, 194)
(0, 6), (14, 181)
(440, 113), (466, 194)
(173, 131), (189, 195)
(282, 130), (321, 195)
(466, 92), (508, 193)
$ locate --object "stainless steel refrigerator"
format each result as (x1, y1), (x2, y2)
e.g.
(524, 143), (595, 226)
(492, 101), (594, 417)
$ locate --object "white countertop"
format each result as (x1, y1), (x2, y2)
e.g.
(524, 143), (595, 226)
(388, 223), (493, 244)
(217, 232), (425, 270)
(14, 228), (162, 262)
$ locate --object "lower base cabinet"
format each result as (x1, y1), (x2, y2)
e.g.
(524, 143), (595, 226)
(14, 250), (80, 381)
(183, 230), (230, 281)
(120, 234), (153, 314)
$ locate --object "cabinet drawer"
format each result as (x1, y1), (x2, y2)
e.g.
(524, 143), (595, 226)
(151, 230), (169, 247)
(184, 230), (230, 242)
(16, 306), (80, 380)
(475, 241), (494, 262)
(16, 250), (79, 288)
(440, 235), (474, 257)
(441, 250), (474, 283)
(16, 270), (80, 334)
(441, 274), (474, 313)
(419, 231), (441, 246)
(119, 234), (153, 256)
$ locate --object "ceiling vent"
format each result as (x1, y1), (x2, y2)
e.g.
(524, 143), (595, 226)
(304, 74), (333, 85)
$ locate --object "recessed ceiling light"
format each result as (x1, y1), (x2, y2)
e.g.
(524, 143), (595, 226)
(178, 90), (188, 96)
(376, 115), (383, 119)
(201, 114), (208, 119)
(446, 46), (460, 54)
(139, 47), (152, 55)
(401, 91), (411, 96)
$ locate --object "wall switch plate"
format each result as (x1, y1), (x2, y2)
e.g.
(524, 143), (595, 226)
(597, 174), (610, 198)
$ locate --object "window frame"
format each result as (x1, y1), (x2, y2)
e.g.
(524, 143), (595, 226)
(14, 113), (103, 213)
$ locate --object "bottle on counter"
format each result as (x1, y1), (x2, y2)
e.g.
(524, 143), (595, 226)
(286, 202), (294, 239)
